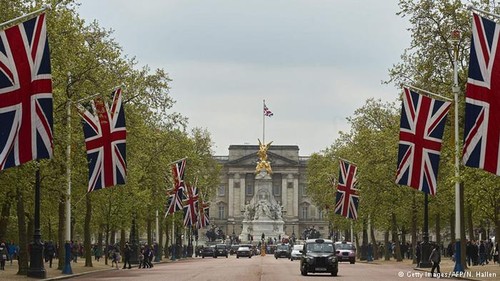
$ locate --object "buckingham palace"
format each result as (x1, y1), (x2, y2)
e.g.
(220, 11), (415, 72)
(208, 144), (329, 242)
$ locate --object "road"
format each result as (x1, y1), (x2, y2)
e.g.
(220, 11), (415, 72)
(70, 255), (429, 281)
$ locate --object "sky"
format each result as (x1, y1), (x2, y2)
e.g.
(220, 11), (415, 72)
(76, 0), (411, 156)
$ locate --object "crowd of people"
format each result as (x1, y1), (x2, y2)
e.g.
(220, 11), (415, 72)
(464, 239), (498, 266)
(0, 241), (19, 270)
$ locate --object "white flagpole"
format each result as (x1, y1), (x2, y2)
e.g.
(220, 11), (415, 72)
(263, 99), (265, 144)
(403, 84), (453, 102)
(467, 5), (500, 20)
(0, 4), (51, 30)
(451, 28), (464, 274)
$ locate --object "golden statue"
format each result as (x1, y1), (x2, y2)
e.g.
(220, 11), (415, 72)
(255, 139), (273, 174)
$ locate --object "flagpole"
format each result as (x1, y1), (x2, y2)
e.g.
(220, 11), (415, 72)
(467, 5), (500, 20)
(337, 157), (357, 166)
(168, 157), (187, 166)
(263, 99), (265, 144)
(451, 28), (464, 274)
(0, 4), (51, 30)
(403, 85), (453, 102)
(63, 73), (73, 275)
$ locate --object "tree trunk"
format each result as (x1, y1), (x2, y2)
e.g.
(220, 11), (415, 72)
(0, 192), (13, 241)
(435, 212), (441, 246)
(158, 217), (163, 261)
(370, 224), (378, 260)
(57, 194), (65, 270)
(120, 228), (126, 252)
(104, 224), (109, 265)
(147, 217), (152, 246)
(361, 218), (368, 260)
(384, 230), (390, 260)
(16, 185), (28, 275)
(84, 193), (92, 267)
(110, 230), (116, 245)
(411, 192), (417, 264)
(354, 232), (361, 259)
(391, 213), (402, 261)
(97, 228), (103, 262)
(467, 204), (474, 241)
(164, 218), (170, 258)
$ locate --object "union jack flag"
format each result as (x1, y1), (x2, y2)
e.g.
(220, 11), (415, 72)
(196, 197), (210, 229)
(395, 87), (450, 195)
(183, 184), (199, 227)
(165, 158), (186, 216)
(334, 159), (359, 220)
(264, 101), (273, 117)
(0, 13), (53, 170)
(463, 13), (500, 175)
(78, 87), (126, 192)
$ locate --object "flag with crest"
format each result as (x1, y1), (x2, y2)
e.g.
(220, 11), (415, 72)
(78, 87), (126, 192)
(334, 159), (359, 220)
(462, 13), (500, 175)
(0, 13), (53, 170)
(395, 87), (450, 195)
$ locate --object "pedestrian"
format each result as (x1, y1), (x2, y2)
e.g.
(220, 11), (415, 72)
(138, 246), (145, 269)
(493, 242), (498, 264)
(44, 241), (55, 268)
(415, 242), (421, 265)
(111, 246), (120, 269)
(71, 240), (79, 263)
(122, 242), (132, 269)
(466, 240), (473, 266)
(7, 241), (17, 265)
(93, 244), (102, 262)
(479, 240), (487, 265)
(429, 244), (441, 278)
(0, 243), (7, 270)
(367, 243), (373, 262)
(146, 245), (154, 268)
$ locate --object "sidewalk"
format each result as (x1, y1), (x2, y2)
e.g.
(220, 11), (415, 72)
(0, 257), (170, 281)
(361, 258), (500, 281)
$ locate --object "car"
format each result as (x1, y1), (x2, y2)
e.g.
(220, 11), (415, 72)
(230, 244), (240, 255)
(290, 244), (303, 261)
(214, 244), (229, 258)
(239, 244), (255, 256)
(334, 241), (356, 264)
(300, 238), (338, 276)
(201, 245), (216, 258)
(236, 246), (252, 258)
(274, 243), (290, 259)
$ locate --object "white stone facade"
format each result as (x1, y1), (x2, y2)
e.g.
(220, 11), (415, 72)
(208, 144), (329, 242)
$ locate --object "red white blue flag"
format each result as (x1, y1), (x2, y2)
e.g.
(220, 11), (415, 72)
(78, 87), (127, 192)
(196, 198), (210, 229)
(264, 101), (273, 117)
(183, 184), (199, 227)
(0, 13), (53, 170)
(463, 13), (500, 175)
(165, 158), (186, 216)
(334, 159), (359, 220)
(395, 87), (450, 195)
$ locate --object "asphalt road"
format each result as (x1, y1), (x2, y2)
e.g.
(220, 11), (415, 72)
(68, 255), (431, 281)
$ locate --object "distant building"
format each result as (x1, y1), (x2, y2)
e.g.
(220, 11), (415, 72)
(208, 144), (328, 242)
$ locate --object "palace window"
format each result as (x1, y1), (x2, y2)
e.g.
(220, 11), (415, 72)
(245, 173), (254, 196)
(218, 204), (225, 219)
(272, 173), (282, 196)
(301, 205), (308, 220)
(218, 185), (225, 196)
